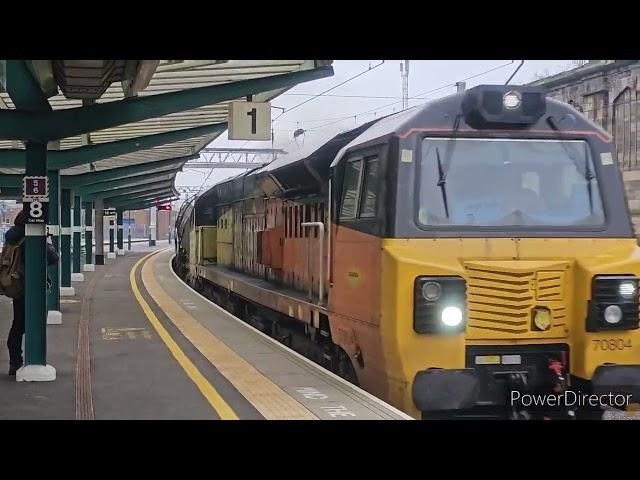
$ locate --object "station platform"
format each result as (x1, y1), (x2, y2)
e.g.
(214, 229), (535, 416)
(0, 241), (410, 420)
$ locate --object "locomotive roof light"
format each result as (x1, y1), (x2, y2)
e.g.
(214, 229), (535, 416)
(461, 84), (546, 128)
(503, 91), (521, 110)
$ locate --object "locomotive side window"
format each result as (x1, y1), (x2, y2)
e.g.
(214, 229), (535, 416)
(340, 158), (363, 219)
(359, 156), (379, 218)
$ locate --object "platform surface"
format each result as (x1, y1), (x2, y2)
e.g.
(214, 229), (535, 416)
(0, 241), (410, 420)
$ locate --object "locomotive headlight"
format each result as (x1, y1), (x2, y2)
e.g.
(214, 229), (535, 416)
(441, 306), (463, 327)
(414, 276), (467, 334)
(422, 281), (442, 302)
(588, 276), (640, 332)
(604, 305), (623, 324)
(619, 281), (636, 299)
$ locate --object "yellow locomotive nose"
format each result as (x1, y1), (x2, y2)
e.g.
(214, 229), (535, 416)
(532, 308), (551, 331)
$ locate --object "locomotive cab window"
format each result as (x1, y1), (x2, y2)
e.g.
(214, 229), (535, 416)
(340, 158), (363, 219)
(417, 138), (605, 228)
(359, 156), (380, 218)
(340, 155), (380, 220)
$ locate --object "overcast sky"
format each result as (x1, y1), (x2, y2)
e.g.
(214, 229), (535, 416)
(175, 60), (576, 191)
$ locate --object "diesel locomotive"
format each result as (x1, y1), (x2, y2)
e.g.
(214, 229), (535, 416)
(175, 84), (640, 419)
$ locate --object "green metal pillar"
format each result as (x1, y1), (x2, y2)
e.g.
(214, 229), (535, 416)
(72, 194), (82, 280)
(149, 206), (157, 247)
(83, 201), (94, 271)
(60, 188), (73, 296)
(116, 208), (124, 255)
(127, 211), (132, 250)
(22, 141), (55, 378)
(46, 169), (61, 325)
(95, 199), (104, 265)
(109, 218), (115, 255)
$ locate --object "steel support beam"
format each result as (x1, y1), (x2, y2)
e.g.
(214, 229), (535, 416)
(185, 162), (268, 169)
(0, 66), (334, 141)
(106, 187), (175, 207)
(123, 196), (179, 211)
(0, 175), (21, 188)
(1, 60), (52, 112)
(0, 150), (28, 168)
(84, 180), (173, 202)
(0, 186), (21, 197)
(62, 155), (194, 189)
(0, 123), (225, 169)
(76, 173), (175, 197)
(51, 123), (226, 170)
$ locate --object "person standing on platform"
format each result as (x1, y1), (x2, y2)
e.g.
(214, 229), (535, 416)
(0, 209), (59, 375)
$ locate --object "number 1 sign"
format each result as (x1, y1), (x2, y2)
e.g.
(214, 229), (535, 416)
(228, 101), (271, 141)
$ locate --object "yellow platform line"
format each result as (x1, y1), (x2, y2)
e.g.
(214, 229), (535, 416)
(130, 252), (238, 420)
(142, 250), (317, 420)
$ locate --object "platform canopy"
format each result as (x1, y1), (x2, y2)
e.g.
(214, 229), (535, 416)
(0, 60), (334, 208)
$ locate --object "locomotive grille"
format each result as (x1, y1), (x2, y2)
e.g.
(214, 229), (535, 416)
(464, 263), (566, 337)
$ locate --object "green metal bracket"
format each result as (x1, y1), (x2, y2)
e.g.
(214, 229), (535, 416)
(84, 180), (173, 201)
(49, 123), (225, 170)
(106, 187), (175, 207)
(74, 171), (177, 196)
(0, 175), (21, 187)
(62, 154), (194, 188)
(125, 196), (179, 211)
(2, 60), (52, 112)
(0, 66), (334, 141)
(0, 124), (223, 169)
(0, 150), (26, 168)
(0, 186), (21, 197)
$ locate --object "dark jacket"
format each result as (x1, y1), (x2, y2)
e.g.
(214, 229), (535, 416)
(5, 225), (60, 285)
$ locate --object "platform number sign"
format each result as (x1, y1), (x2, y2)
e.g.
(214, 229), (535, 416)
(228, 101), (271, 141)
(23, 176), (50, 224)
(247, 108), (257, 135)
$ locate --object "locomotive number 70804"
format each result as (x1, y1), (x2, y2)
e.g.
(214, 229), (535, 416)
(592, 339), (632, 351)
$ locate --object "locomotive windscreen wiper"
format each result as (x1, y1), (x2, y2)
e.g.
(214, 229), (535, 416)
(546, 116), (595, 213)
(435, 115), (463, 219)
(435, 147), (450, 219)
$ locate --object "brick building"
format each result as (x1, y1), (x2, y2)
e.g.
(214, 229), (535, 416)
(121, 208), (173, 240)
(530, 60), (640, 233)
